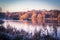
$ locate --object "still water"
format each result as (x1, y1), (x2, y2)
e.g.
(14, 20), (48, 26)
(3, 20), (60, 38)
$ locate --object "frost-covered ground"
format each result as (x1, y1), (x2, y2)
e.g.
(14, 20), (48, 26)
(3, 20), (60, 39)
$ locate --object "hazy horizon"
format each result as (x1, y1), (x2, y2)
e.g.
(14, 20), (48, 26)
(0, 0), (60, 12)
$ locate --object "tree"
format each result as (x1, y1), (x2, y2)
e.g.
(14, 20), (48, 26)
(0, 7), (2, 12)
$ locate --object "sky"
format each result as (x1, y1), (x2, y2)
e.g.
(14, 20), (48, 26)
(0, 0), (60, 12)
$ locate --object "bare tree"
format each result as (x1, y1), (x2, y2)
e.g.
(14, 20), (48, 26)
(0, 7), (2, 12)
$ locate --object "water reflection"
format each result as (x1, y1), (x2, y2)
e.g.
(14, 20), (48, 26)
(0, 20), (59, 40)
(3, 20), (60, 36)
